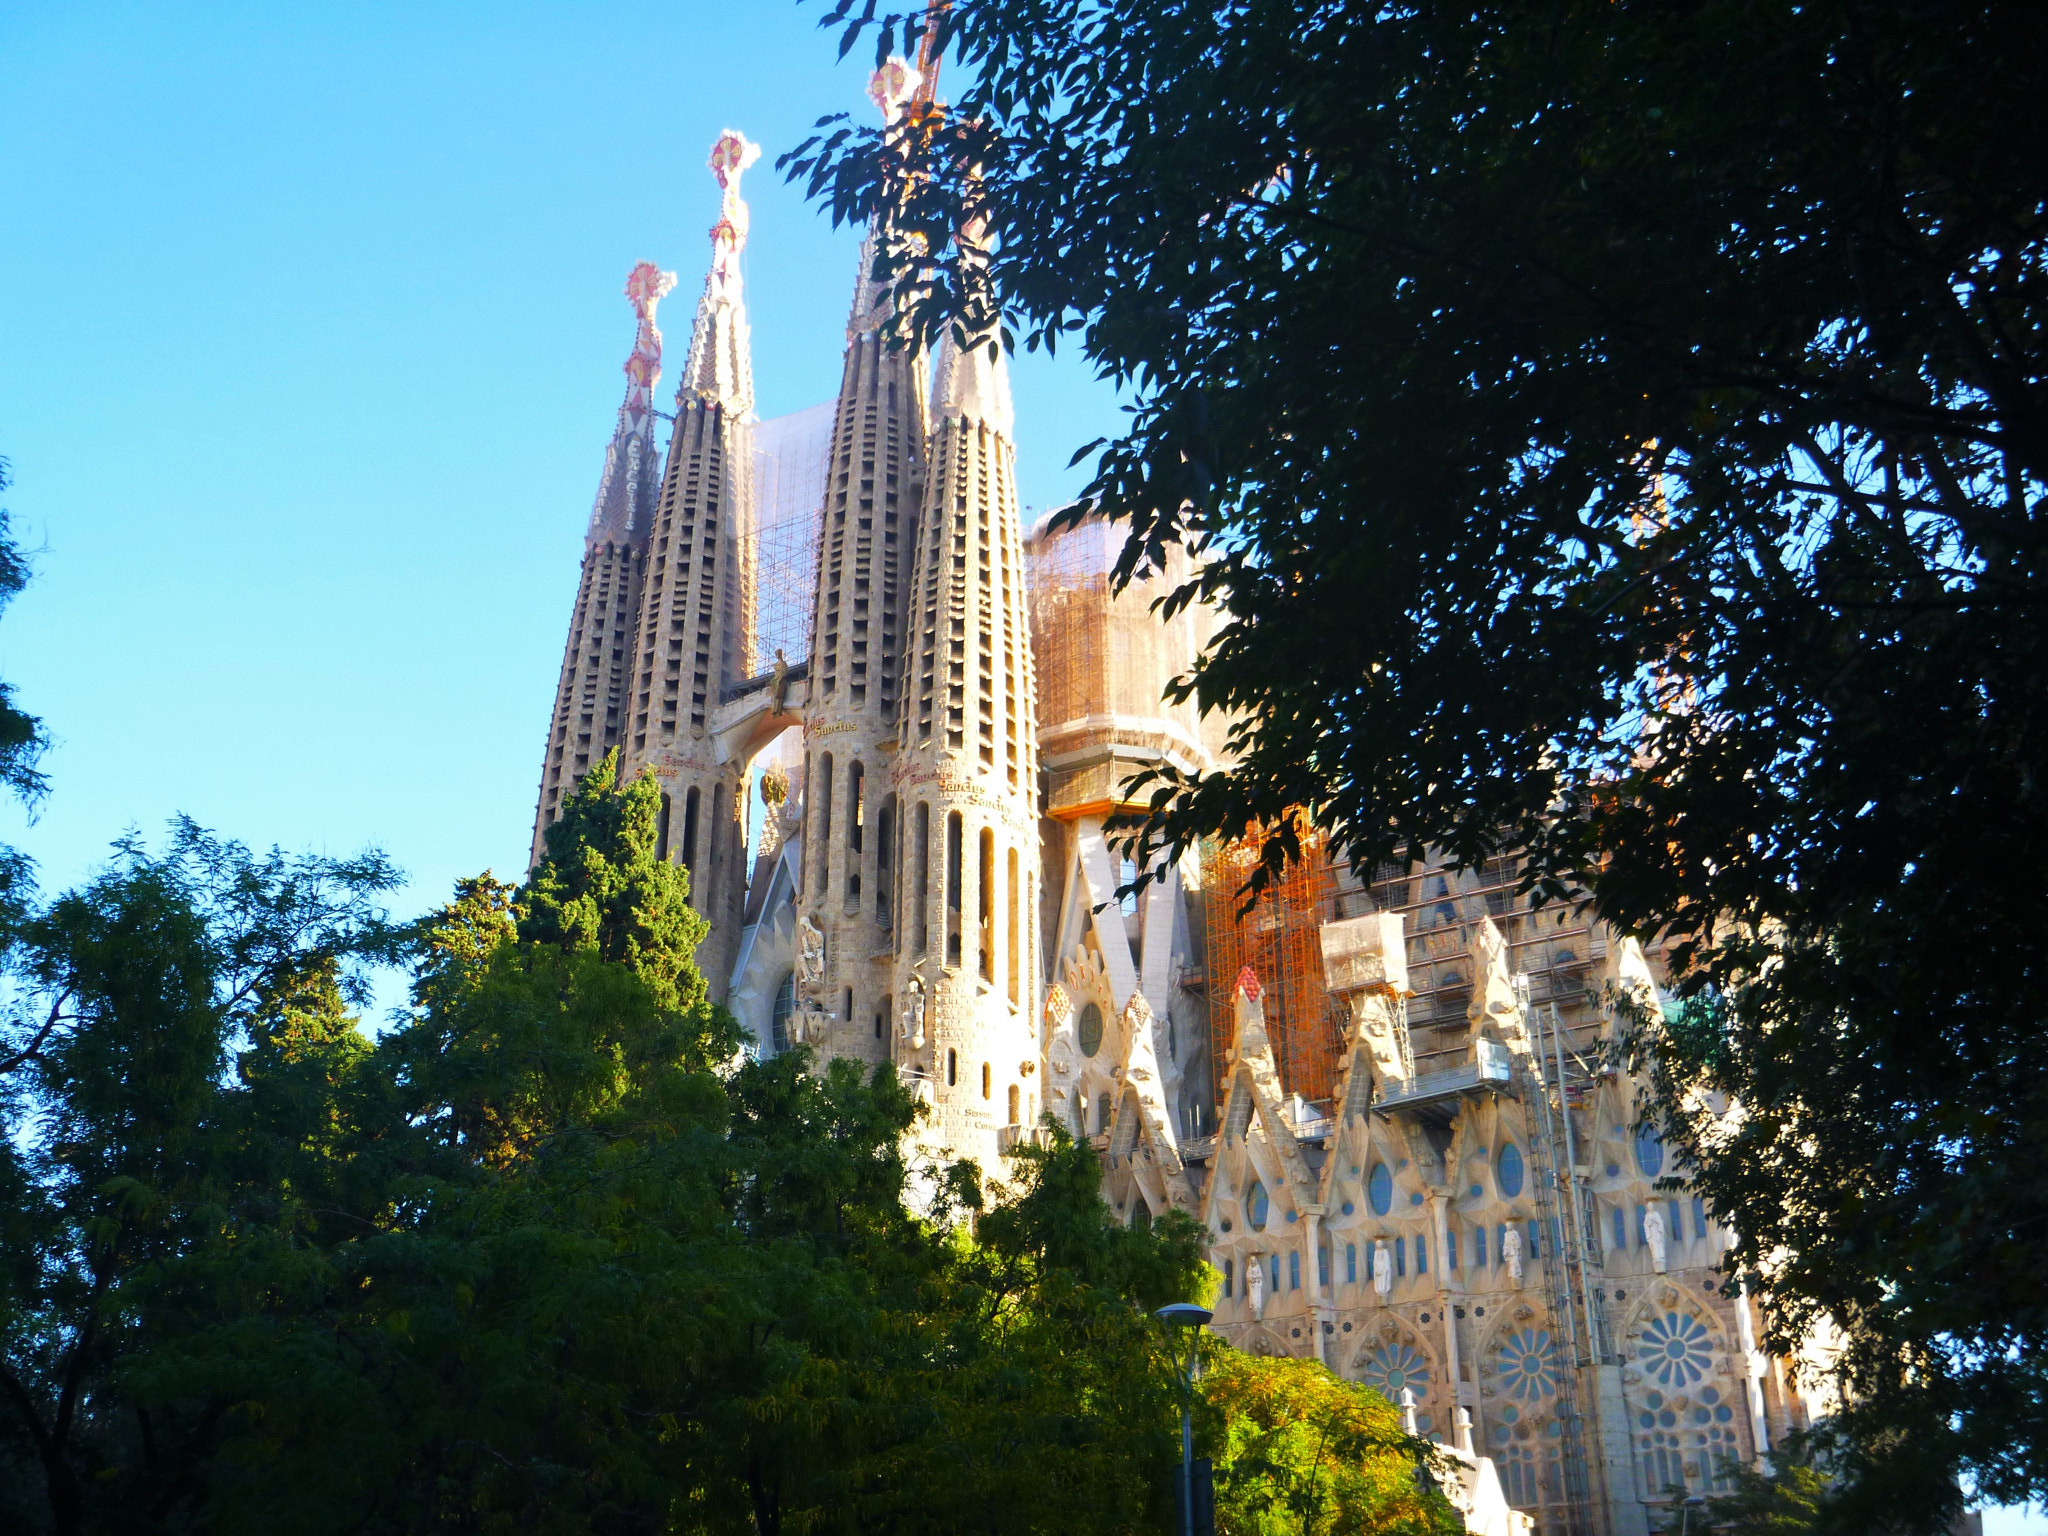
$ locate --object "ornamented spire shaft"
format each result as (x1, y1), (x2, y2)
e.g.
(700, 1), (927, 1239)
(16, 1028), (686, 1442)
(680, 130), (762, 413)
(588, 260), (678, 540)
(533, 259), (676, 863)
(623, 129), (767, 1005)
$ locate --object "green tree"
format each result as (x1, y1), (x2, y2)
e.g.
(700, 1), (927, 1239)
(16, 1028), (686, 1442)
(0, 455), (51, 938)
(0, 822), (398, 1536)
(1203, 1353), (1456, 1536)
(788, 3), (2048, 1523)
(520, 747), (713, 1015)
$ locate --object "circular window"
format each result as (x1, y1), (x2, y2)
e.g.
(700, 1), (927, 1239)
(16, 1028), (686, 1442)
(1635, 1123), (1665, 1178)
(1247, 1179), (1271, 1231)
(1367, 1162), (1394, 1217)
(770, 970), (796, 1054)
(1497, 1142), (1525, 1199)
(1077, 1001), (1104, 1058)
(1359, 1342), (1430, 1404)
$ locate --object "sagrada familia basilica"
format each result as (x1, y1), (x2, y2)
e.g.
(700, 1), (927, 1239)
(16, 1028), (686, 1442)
(528, 65), (1830, 1536)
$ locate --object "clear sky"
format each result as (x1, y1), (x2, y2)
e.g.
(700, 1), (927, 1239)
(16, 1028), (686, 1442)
(0, 0), (1117, 935)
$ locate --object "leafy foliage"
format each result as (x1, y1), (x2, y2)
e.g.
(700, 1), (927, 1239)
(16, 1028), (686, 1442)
(4, 759), (1397, 1535)
(1202, 1353), (1456, 1536)
(785, 1), (2048, 1520)
(0, 455), (51, 934)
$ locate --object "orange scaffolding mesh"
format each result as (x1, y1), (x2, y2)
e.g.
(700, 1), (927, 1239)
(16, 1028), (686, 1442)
(1203, 829), (1347, 1109)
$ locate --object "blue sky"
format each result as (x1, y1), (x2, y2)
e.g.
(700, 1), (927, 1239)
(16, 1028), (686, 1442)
(0, 0), (1115, 933)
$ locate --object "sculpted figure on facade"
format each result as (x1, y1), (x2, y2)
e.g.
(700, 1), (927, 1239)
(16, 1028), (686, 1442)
(792, 996), (831, 1045)
(797, 912), (825, 989)
(1644, 1203), (1670, 1273)
(1502, 1223), (1525, 1285)
(1246, 1252), (1267, 1318)
(1373, 1238), (1394, 1300)
(899, 972), (927, 1051)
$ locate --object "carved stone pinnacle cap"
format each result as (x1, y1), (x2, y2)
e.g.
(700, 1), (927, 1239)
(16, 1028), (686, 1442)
(707, 129), (762, 189)
(868, 56), (922, 122)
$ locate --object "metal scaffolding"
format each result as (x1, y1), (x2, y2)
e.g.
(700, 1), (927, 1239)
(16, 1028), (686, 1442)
(747, 401), (834, 670)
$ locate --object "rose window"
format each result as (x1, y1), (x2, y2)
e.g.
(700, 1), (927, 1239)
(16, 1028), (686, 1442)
(1634, 1385), (1743, 1496)
(1495, 1328), (1558, 1402)
(1358, 1342), (1431, 1405)
(1638, 1311), (1714, 1389)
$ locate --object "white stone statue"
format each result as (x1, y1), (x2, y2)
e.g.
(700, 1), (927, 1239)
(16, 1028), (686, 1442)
(1399, 1387), (1420, 1436)
(797, 912), (825, 988)
(1246, 1253), (1266, 1318)
(1373, 1239), (1394, 1300)
(899, 973), (927, 1050)
(1503, 1224), (1526, 1286)
(792, 998), (830, 1045)
(1644, 1203), (1670, 1273)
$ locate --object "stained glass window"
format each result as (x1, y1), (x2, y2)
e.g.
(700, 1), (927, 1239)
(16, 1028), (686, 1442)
(1368, 1161), (1394, 1216)
(1359, 1342), (1430, 1404)
(1497, 1142), (1526, 1198)
(1077, 1001), (1104, 1057)
(770, 971), (796, 1054)
(1635, 1123), (1665, 1178)
(1247, 1179), (1271, 1231)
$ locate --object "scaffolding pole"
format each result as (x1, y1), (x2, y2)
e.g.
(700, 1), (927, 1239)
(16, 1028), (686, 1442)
(1519, 977), (1603, 1536)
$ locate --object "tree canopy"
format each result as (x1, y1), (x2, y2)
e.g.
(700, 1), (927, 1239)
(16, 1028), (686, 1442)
(0, 755), (1444, 1534)
(786, 0), (2048, 1526)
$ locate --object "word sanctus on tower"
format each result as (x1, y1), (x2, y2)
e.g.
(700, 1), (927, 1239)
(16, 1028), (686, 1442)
(528, 69), (1832, 1536)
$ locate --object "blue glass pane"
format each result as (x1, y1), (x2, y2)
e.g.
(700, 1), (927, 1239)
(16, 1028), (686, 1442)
(770, 971), (796, 1054)
(1368, 1162), (1394, 1216)
(1497, 1142), (1525, 1198)
(1635, 1123), (1665, 1177)
(1248, 1179), (1271, 1231)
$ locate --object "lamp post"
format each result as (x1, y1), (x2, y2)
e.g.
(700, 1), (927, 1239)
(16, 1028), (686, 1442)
(1156, 1302), (1213, 1536)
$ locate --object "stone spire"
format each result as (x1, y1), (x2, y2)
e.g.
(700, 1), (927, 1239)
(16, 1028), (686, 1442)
(530, 260), (678, 863)
(679, 130), (761, 413)
(621, 130), (764, 1001)
(795, 61), (933, 1073)
(888, 216), (1040, 1168)
(590, 261), (680, 539)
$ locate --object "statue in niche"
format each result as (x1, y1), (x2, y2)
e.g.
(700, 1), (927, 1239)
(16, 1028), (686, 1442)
(899, 974), (927, 1051)
(792, 997), (831, 1045)
(1373, 1239), (1394, 1300)
(797, 912), (825, 989)
(1644, 1204), (1670, 1273)
(1247, 1252), (1267, 1318)
(1502, 1224), (1526, 1285)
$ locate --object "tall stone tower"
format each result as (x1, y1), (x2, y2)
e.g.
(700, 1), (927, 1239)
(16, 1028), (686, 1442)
(890, 314), (1042, 1172)
(530, 260), (677, 863)
(621, 130), (762, 1000)
(795, 61), (932, 1069)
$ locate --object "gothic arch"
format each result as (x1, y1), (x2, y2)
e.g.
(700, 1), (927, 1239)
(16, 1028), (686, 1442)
(1240, 1325), (1293, 1360)
(1473, 1302), (1571, 1516)
(1349, 1315), (1444, 1435)
(1616, 1282), (1750, 1501)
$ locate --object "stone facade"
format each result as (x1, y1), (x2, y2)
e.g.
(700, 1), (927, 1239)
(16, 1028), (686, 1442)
(530, 69), (1827, 1536)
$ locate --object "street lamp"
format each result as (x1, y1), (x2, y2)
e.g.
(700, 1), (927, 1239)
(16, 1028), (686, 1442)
(1156, 1302), (1213, 1536)
(1678, 1494), (1708, 1534)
